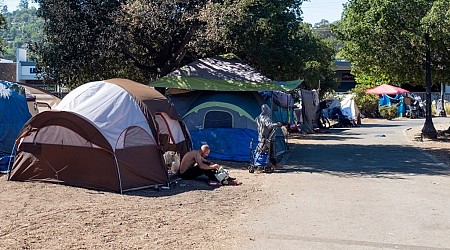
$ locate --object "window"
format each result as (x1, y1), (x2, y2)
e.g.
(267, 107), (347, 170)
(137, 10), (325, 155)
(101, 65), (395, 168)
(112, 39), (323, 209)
(204, 111), (233, 128)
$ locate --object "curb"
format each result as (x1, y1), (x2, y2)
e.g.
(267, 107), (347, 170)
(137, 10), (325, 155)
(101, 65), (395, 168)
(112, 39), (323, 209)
(402, 127), (443, 164)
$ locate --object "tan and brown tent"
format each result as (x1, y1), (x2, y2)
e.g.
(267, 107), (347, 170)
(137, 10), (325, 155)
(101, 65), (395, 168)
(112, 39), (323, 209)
(8, 79), (191, 193)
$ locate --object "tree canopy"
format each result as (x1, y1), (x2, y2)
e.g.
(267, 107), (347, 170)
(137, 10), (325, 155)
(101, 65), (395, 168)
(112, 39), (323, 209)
(0, 5), (43, 60)
(335, 0), (450, 86)
(31, 0), (337, 91)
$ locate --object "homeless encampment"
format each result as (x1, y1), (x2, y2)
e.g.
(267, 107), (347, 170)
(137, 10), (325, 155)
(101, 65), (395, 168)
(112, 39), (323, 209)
(0, 81), (32, 172)
(151, 55), (290, 161)
(8, 79), (191, 193)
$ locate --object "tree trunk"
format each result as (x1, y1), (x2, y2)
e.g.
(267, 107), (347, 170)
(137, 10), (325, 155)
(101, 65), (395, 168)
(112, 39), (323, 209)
(421, 33), (437, 140)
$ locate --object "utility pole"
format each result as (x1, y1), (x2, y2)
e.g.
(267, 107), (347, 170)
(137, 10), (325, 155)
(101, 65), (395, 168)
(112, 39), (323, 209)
(421, 33), (437, 139)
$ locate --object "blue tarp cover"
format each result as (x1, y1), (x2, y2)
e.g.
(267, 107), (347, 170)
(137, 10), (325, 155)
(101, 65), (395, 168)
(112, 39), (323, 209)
(0, 81), (32, 167)
(189, 128), (257, 162)
(0, 155), (13, 172)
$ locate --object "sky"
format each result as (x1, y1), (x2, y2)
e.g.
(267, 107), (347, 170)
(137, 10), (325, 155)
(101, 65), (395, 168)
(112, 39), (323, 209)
(301, 0), (348, 25)
(2, 0), (346, 25)
(2, 0), (39, 11)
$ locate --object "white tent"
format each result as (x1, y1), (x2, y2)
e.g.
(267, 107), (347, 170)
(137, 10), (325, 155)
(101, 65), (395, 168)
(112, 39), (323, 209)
(341, 93), (360, 121)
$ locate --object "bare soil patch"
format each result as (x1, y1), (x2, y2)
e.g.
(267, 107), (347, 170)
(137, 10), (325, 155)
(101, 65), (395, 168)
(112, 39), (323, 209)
(0, 161), (268, 250)
(404, 122), (450, 167)
(1, 119), (448, 249)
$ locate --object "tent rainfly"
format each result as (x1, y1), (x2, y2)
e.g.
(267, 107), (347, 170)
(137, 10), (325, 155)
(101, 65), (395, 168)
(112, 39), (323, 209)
(0, 81), (32, 172)
(151, 55), (291, 161)
(8, 79), (191, 193)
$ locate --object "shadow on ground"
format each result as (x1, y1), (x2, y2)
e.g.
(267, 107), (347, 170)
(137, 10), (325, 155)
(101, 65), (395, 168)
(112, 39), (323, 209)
(280, 142), (449, 179)
(359, 123), (404, 128)
(125, 176), (219, 198)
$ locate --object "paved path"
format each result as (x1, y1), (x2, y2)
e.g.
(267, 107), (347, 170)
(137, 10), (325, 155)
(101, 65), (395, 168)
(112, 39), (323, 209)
(240, 118), (450, 250)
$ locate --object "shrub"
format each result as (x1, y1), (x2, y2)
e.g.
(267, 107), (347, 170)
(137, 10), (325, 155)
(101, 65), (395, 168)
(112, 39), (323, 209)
(350, 82), (379, 118)
(379, 106), (397, 120)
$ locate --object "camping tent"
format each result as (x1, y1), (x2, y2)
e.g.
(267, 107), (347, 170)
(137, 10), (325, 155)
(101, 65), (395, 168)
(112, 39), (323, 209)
(0, 81), (32, 172)
(151, 55), (286, 92)
(340, 93), (361, 121)
(8, 79), (191, 192)
(152, 55), (289, 161)
(169, 91), (264, 161)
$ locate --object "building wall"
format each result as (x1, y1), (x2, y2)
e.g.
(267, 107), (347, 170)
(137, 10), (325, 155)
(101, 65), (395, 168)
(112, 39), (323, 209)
(0, 63), (17, 81)
(16, 48), (43, 85)
(335, 59), (357, 92)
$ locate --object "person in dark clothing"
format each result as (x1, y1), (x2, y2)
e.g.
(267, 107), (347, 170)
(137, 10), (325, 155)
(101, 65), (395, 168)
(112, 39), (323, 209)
(179, 145), (219, 183)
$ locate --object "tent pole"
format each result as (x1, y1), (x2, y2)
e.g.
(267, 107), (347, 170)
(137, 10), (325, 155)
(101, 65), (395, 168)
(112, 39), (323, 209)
(113, 154), (123, 194)
(6, 141), (17, 179)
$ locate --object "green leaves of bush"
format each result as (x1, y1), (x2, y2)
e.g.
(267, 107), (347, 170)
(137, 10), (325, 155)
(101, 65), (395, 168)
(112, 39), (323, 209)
(379, 106), (398, 120)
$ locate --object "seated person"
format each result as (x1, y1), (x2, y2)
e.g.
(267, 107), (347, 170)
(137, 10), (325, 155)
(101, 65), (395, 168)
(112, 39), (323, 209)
(179, 145), (220, 185)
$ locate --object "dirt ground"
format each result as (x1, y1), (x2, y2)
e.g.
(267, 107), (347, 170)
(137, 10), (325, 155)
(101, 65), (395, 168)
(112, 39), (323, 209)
(404, 122), (450, 167)
(0, 120), (449, 250)
(0, 161), (267, 250)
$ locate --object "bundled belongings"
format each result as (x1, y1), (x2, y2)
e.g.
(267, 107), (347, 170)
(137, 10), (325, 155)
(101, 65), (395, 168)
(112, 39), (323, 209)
(8, 79), (191, 193)
(319, 94), (360, 128)
(248, 104), (282, 173)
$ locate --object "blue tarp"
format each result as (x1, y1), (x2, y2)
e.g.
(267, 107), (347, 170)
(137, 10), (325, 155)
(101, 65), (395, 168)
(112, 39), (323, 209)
(0, 81), (32, 171)
(0, 155), (13, 172)
(190, 128), (257, 162)
(379, 94), (391, 106)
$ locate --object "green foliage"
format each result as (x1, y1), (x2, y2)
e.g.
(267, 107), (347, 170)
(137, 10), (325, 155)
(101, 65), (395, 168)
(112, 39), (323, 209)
(350, 81), (379, 118)
(421, 0), (450, 84)
(19, 0), (29, 9)
(34, 0), (246, 87)
(0, 11), (7, 56)
(379, 106), (397, 120)
(0, 6), (43, 60)
(34, 0), (136, 87)
(222, 0), (335, 85)
(335, 0), (450, 86)
(32, 0), (337, 92)
(312, 19), (343, 56)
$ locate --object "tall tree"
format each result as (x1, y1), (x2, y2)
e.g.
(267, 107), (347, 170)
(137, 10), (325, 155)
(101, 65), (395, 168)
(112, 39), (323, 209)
(34, 0), (239, 87)
(217, 0), (337, 92)
(335, 0), (450, 86)
(335, 0), (450, 136)
(34, 0), (337, 92)
(111, 0), (235, 79)
(0, 10), (7, 56)
(19, 0), (29, 9)
(0, 6), (43, 60)
(34, 0), (128, 87)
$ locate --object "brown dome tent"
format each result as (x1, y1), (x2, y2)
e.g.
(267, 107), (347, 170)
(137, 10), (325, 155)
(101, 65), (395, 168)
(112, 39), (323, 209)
(8, 79), (191, 193)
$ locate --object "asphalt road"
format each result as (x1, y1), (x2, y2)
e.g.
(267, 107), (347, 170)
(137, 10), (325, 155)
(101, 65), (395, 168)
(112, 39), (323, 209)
(240, 117), (450, 250)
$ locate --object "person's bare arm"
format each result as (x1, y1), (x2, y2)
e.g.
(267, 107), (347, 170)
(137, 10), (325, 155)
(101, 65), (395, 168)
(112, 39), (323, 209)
(195, 152), (218, 170)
